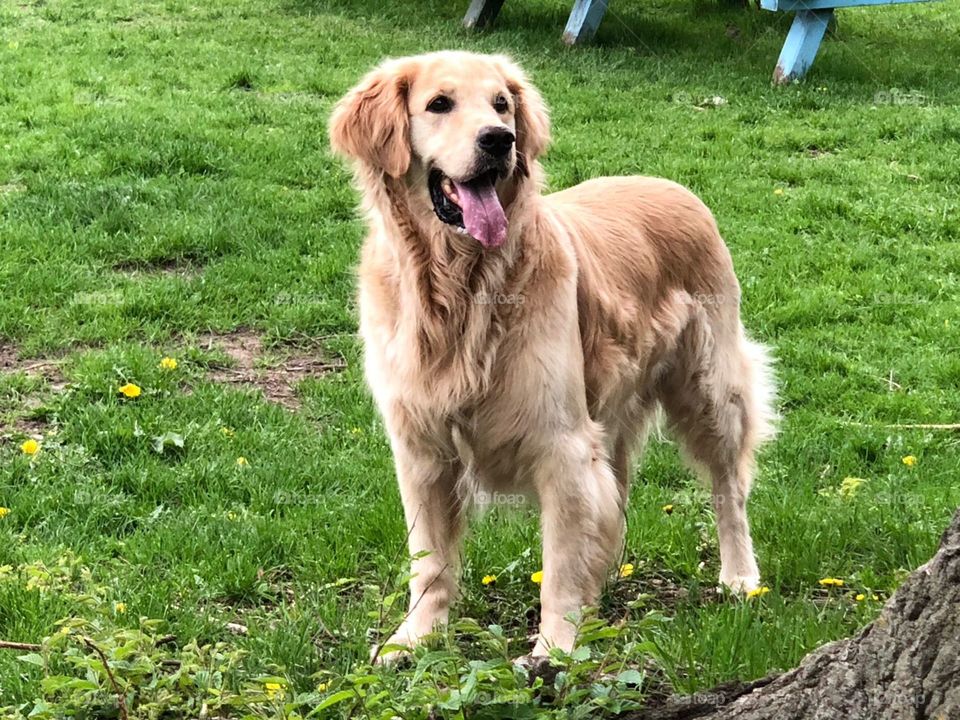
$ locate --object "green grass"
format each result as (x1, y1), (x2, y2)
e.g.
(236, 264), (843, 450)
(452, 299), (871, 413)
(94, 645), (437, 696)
(1, 0), (959, 715)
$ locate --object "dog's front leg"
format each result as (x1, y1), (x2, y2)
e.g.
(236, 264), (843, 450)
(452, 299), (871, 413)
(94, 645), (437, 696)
(529, 424), (623, 657)
(374, 435), (463, 663)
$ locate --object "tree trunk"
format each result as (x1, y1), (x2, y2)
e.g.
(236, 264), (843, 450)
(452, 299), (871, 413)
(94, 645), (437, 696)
(624, 508), (960, 720)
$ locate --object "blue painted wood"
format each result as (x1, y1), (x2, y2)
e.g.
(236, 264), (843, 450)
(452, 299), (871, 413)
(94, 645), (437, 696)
(762, 0), (931, 11)
(562, 0), (610, 45)
(463, 0), (507, 29)
(772, 8), (833, 83)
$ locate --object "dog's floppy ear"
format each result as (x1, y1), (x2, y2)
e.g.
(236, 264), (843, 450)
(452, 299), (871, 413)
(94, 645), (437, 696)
(494, 56), (550, 162)
(329, 60), (411, 178)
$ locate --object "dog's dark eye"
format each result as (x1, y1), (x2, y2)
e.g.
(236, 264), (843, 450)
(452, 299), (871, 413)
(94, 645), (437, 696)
(493, 95), (509, 113)
(427, 95), (453, 113)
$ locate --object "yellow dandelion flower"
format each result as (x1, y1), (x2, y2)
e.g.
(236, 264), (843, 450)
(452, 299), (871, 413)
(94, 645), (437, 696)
(773, 188), (785, 196)
(20, 439), (40, 455)
(481, 574), (497, 586)
(619, 563), (635, 578)
(662, 504), (674, 514)
(264, 681), (284, 699)
(855, 593), (866, 601)
(902, 455), (917, 467)
(236, 456), (248, 467)
(118, 383), (142, 399)
(0, 507), (10, 520)
(114, 602), (126, 614)
(819, 577), (844, 588)
(317, 682), (329, 692)
(220, 426), (235, 438)
(747, 586), (771, 599)
(159, 357), (178, 371)
(530, 570), (544, 584)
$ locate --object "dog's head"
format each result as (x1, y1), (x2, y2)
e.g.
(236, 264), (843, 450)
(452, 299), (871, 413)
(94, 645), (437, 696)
(329, 51), (550, 249)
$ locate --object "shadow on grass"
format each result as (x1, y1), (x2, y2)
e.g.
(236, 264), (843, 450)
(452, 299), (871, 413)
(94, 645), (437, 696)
(281, 0), (959, 92)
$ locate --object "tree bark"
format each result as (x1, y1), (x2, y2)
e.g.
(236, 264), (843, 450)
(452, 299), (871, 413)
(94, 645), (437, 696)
(624, 508), (960, 720)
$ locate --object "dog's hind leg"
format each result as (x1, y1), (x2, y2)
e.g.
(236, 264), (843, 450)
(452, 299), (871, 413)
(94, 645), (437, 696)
(658, 306), (776, 594)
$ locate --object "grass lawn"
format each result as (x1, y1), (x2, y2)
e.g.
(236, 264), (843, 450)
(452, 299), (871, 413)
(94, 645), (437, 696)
(1, 0), (959, 716)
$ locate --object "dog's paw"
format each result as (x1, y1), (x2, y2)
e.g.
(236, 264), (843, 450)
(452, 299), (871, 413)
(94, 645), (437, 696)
(513, 653), (559, 685)
(370, 627), (416, 666)
(372, 646), (413, 668)
(371, 642), (413, 667)
(719, 572), (761, 595)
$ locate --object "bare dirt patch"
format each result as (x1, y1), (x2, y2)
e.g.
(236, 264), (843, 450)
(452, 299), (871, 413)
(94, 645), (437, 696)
(0, 341), (68, 438)
(198, 330), (346, 410)
(0, 342), (17, 372)
(606, 569), (720, 613)
(0, 344), (68, 389)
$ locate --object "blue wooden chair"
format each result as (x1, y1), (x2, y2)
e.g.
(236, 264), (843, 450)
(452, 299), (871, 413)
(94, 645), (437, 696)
(463, 0), (936, 81)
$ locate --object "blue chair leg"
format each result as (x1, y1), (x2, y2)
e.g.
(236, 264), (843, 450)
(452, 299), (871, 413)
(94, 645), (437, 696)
(463, 0), (507, 29)
(562, 0), (610, 45)
(773, 8), (834, 84)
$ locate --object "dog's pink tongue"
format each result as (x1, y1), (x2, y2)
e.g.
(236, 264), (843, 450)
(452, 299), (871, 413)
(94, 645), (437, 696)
(453, 177), (507, 249)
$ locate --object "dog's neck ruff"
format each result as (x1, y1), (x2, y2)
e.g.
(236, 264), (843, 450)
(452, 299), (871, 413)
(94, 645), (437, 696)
(370, 173), (535, 402)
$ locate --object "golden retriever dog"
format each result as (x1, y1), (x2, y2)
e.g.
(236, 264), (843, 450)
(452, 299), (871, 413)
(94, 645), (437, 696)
(329, 51), (775, 661)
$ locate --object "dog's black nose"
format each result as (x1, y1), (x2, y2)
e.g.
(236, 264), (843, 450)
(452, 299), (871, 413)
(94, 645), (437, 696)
(477, 127), (515, 158)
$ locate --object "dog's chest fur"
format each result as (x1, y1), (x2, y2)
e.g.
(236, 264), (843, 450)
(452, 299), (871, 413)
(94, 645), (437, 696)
(362, 239), (530, 415)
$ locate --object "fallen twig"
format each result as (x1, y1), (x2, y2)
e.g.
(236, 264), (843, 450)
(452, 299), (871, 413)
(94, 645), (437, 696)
(0, 640), (42, 652)
(83, 637), (129, 720)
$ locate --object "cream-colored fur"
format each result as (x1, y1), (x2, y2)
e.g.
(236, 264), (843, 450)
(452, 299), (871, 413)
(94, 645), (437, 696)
(329, 51), (776, 661)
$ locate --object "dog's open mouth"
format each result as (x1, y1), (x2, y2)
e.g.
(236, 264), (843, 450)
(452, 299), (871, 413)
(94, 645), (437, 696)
(429, 168), (507, 249)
